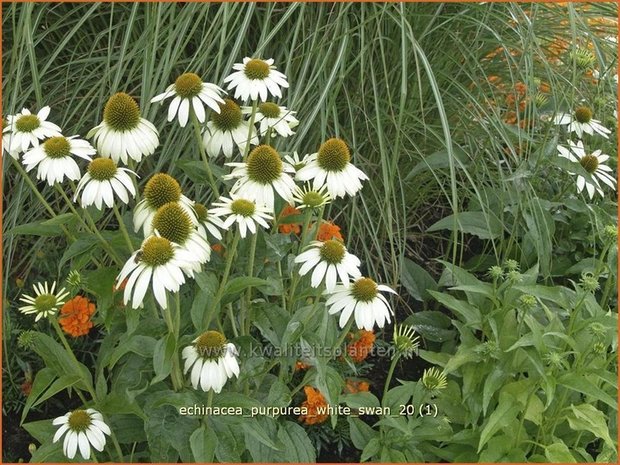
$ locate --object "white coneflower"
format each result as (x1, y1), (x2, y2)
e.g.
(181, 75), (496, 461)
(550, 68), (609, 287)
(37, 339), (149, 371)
(193, 202), (225, 241)
(52, 408), (111, 460)
(292, 184), (332, 210)
(151, 202), (211, 267)
(284, 151), (309, 171)
(74, 158), (136, 209)
(87, 92), (159, 164)
(203, 98), (258, 158)
(116, 235), (196, 309)
(210, 195), (272, 238)
(224, 145), (296, 211)
(325, 277), (396, 331)
(19, 281), (69, 322)
(4, 107), (62, 154)
(557, 140), (616, 199)
(296, 138), (368, 198)
(21, 135), (95, 185)
(133, 173), (197, 236)
(224, 57), (289, 102)
(554, 106), (611, 139)
(151, 72), (225, 127)
(294, 240), (361, 291)
(2, 118), (19, 159)
(243, 102), (298, 138)
(182, 330), (240, 393)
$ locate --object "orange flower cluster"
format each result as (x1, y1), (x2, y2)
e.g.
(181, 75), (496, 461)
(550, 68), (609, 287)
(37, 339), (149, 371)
(347, 330), (376, 363)
(211, 243), (224, 255)
(344, 379), (370, 394)
(315, 221), (343, 242)
(295, 360), (310, 371)
(59, 296), (96, 337)
(299, 386), (329, 425)
(278, 204), (302, 235)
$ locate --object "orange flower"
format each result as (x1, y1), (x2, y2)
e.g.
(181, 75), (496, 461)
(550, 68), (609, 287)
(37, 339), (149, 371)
(295, 361), (310, 371)
(347, 330), (375, 363)
(278, 204), (302, 235)
(211, 243), (224, 255)
(299, 386), (329, 425)
(21, 380), (32, 397)
(315, 221), (344, 242)
(58, 296), (96, 337)
(112, 277), (128, 293)
(344, 379), (370, 394)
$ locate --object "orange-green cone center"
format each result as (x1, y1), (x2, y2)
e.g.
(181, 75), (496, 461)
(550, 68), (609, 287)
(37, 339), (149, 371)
(195, 330), (226, 359)
(244, 59), (270, 80)
(15, 114), (40, 132)
(317, 138), (350, 172)
(319, 239), (346, 264)
(211, 99), (242, 131)
(574, 106), (592, 123)
(67, 410), (92, 432)
(193, 203), (208, 222)
(152, 203), (192, 245)
(351, 277), (378, 302)
(34, 294), (57, 313)
(259, 102), (280, 118)
(231, 199), (255, 217)
(88, 158), (118, 181)
(103, 92), (140, 131)
(246, 145), (282, 184)
(580, 154), (599, 174)
(144, 173), (182, 209)
(43, 137), (71, 159)
(141, 236), (174, 267)
(175, 73), (203, 98)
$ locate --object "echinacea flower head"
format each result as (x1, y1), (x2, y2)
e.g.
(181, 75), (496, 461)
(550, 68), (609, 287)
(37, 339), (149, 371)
(284, 151), (309, 171)
(59, 296), (96, 337)
(224, 57), (289, 102)
(243, 102), (298, 138)
(52, 408), (111, 460)
(557, 140), (616, 199)
(203, 98), (258, 158)
(74, 157), (137, 209)
(294, 239), (361, 291)
(299, 386), (329, 425)
(292, 184), (332, 210)
(225, 145), (296, 211)
(193, 202), (225, 241)
(133, 173), (197, 235)
(554, 106), (611, 139)
(4, 107), (62, 154)
(182, 330), (240, 393)
(152, 202), (211, 267)
(88, 92), (159, 164)
(116, 235), (196, 309)
(421, 367), (447, 394)
(19, 281), (70, 322)
(210, 195), (273, 238)
(295, 138), (369, 198)
(393, 324), (420, 359)
(22, 135), (95, 185)
(325, 277), (396, 331)
(151, 72), (226, 127)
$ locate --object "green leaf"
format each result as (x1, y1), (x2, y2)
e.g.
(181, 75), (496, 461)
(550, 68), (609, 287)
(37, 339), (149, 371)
(31, 375), (82, 409)
(22, 419), (55, 444)
(400, 258), (437, 302)
(477, 392), (521, 452)
(403, 311), (455, 342)
(566, 404), (615, 448)
(190, 289), (211, 331)
(241, 418), (283, 451)
(407, 145), (469, 179)
(152, 333), (176, 384)
(342, 392), (381, 409)
(58, 234), (97, 269)
(348, 417), (379, 451)
(361, 437), (381, 461)
(108, 335), (157, 369)
(522, 198), (555, 277)
(545, 442), (577, 462)
(427, 211), (503, 240)
(276, 421), (316, 462)
(429, 290), (481, 326)
(557, 373), (617, 411)
(223, 277), (269, 304)
(190, 425), (217, 462)
(21, 368), (56, 424)
(8, 213), (76, 236)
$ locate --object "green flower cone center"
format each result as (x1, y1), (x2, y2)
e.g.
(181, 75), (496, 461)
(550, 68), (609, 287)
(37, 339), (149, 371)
(193, 203), (208, 222)
(422, 368), (447, 391)
(34, 294), (57, 314)
(15, 114), (40, 132)
(144, 174), (182, 210)
(580, 154), (599, 173)
(141, 236), (174, 267)
(211, 99), (242, 131)
(574, 106), (593, 123)
(351, 277), (378, 302)
(302, 191), (325, 208)
(244, 59), (270, 80)
(88, 158), (118, 181)
(43, 137), (71, 159)
(319, 239), (346, 264)
(152, 203), (192, 245)
(259, 102), (280, 118)
(231, 199), (255, 217)
(317, 138), (350, 172)
(68, 410), (92, 432)
(103, 92), (140, 131)
(195, 330), (227, 359)
(175, 73), (203, 98)
(246, 145), (282, 184)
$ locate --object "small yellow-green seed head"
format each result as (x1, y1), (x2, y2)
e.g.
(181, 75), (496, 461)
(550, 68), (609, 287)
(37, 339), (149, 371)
(175, 73), (203, 98)
(244, 59), (270, 80)
(88, 158), (118, 181)
(351, 277), (378, 302)
(152, 202), (192, 245)
(422, 367), (447, 392)
(144, 173), (182, 210)
(579, 154), (599, 174)
(319, 239), (346, 265)
(34, 294), (58, 314)
(193, 203), (208, 222)
(317, 138), (350, 172)
(141, 236), (174, 267)
(15, 114), (40, 132)
(230, 199), (255, 217)
(43, 137), (71, 159)
(246, 145), (282, 184)
(302, 190), (325, 208)
(259, 102), (280, 118)
(574, 106), (593, 124)
(103, 92), (140, 131)
(195, 330), (227, 359)
(67, 410), (92, 432)
(211, 99), (242, 131)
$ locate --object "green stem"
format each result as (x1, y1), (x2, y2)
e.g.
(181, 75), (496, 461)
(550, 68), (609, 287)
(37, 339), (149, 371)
(333, 316), (355, 357)
(162, 295), (183, 391)
(287, 209), (314, 310)
(242, 100), (258, 161)
(382, 353), (401, 406)
(204, 231), (240, 329)
(190, 111), (218, 195)
(241, 232), (258, 336)
(227, 303), (239, 338)
(113, 204), (134, 254)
